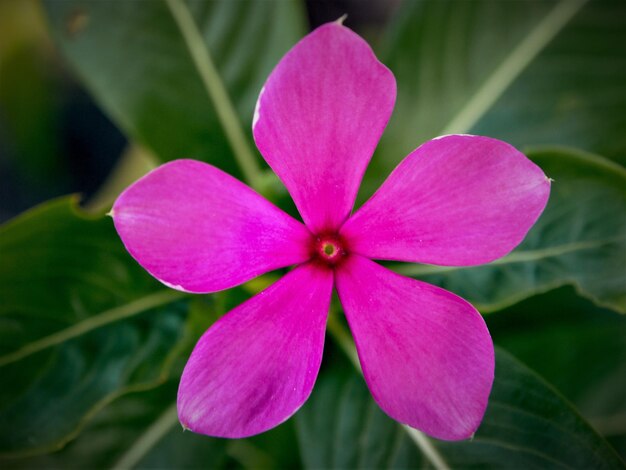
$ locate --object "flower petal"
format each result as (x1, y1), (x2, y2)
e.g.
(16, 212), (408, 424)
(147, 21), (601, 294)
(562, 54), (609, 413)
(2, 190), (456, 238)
(341, 135), (550, 265)
(253, 21), (396, 234)
(335, 255), (494, 441)
(177, 263), (333, 438)
(112, 160), (311, 293)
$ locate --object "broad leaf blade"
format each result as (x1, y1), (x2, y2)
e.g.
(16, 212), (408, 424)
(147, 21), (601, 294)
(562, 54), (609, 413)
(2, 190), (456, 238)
(471, 0), (626, 165)
(296, 349), (625, 468)
(0, 198), (188, 457)
(488, 286), (626, 458)
(395, 148), (626, 313)
(2, 383), (230, 469)
(41, 0), (306, 173)
(8, 379), (302, 469)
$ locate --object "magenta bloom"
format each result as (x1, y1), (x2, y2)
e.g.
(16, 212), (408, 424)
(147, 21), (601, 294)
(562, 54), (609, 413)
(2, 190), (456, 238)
(112, 23), (550, 441)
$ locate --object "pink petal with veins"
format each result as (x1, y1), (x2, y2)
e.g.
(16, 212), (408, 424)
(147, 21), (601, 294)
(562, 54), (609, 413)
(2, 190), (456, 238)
(112, 159), (312, 293)
(342, 135), (550, 265)
(336, 255), (494, 441)
(177, 263), (333, 438)
(253, 22), (396, 233)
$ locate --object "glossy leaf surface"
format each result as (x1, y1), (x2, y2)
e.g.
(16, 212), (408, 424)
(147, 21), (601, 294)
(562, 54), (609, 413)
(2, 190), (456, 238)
(0, 198), (189, 456)
(7, 380), (301, 470)
(488, 287), (626, 456)
(2, 382), (228, 469)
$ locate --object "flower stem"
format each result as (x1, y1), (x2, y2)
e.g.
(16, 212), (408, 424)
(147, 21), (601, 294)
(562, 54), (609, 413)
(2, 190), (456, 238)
(164, 0), (262, 190)
(326, 312), (451, 470)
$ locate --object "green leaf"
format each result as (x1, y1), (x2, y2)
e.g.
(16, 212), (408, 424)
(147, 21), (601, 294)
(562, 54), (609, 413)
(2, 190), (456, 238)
(0, 198), (189, 457)
(489, 287), (626, 420)
(395, 147), (626, 314)
(488, 286), (626, 458)
(369, 0), (626, 196)
(41, 0), (306, 180)
(3, 382), (230, 469)
(296, 348), (625, 469)
(8, 378), (302, 469)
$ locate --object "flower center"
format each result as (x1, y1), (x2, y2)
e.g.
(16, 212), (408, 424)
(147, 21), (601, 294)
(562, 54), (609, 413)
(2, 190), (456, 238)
(313, 234), (347, 266)
(323, 243), (336, 256)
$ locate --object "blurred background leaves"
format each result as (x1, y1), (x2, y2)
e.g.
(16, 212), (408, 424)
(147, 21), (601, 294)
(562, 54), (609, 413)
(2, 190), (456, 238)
(0, 0), (624, 468)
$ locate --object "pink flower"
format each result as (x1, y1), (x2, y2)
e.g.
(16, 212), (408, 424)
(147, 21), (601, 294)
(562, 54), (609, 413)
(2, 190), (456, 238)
(112, 22), (550, 441)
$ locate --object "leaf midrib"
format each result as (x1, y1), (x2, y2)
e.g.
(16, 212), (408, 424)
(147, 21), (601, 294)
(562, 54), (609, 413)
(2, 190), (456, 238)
(440, 0), (589, 135)
(112, 402), (178, 470)
(163, 0), (261, 189)
(0, 289), (187, 367)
